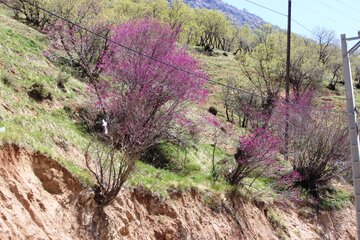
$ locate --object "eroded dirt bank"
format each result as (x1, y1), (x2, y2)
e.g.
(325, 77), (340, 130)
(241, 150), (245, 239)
(0, 144), (356, 240)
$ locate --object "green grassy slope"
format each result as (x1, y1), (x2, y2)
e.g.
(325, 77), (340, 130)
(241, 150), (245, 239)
(0, 8), (353, 207)
(0, 10), (237, 198)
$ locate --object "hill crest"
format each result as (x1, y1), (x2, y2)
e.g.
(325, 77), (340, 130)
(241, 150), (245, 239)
(183, 0), (266, 28)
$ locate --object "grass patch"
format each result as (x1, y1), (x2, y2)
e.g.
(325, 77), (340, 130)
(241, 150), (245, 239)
(141, 142), (201, 175)
(267, 208), (289, 239)
(129, 161), (230, 199)
(201, 143), (230, 159)
(320, 188), (352, 210)
(60, 158), (93, 185)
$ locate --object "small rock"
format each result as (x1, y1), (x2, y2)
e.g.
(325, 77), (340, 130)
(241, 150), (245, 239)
(120, 226), (129, 236)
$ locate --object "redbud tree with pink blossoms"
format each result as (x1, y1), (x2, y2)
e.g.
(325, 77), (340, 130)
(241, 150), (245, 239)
(226, 128), (279, 186)
(86, 19), (208, 207)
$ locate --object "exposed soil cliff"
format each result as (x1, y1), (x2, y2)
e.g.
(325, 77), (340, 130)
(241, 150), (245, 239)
(0, 144), (356, 240)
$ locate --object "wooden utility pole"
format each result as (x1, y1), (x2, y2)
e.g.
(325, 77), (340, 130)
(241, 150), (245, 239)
(285, 0), (291, 160)
(341, 33), (360, 239)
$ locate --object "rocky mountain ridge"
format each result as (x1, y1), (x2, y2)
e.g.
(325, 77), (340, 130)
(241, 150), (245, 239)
(183, 0), (266, 28)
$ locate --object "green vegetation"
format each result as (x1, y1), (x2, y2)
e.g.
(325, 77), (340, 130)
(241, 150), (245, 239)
(0, 13), (90, 183)
(0, 0), (355, 211)
(267, 208), (290, 239)
(129, 161), (229, 199)
(320, 187), (352, 210)
(0, 8), (233, 198)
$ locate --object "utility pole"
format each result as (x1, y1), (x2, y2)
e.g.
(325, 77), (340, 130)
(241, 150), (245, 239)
(284, 0), (291, 161)
(341, 32), (360, 239)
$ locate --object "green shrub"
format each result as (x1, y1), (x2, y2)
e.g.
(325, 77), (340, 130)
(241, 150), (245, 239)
(56, 72), (70, 91)
(320, 188), (352, 210)
(141, 142), (198, 174)
(1, 74), (18, 89)
(28, 83), (52, 101)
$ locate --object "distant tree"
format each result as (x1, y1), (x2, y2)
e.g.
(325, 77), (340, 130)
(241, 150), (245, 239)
(167, 0), (190, 30)
(196, 9), (233, 51)
(314, 28), (337, 65)
(1, 0), (53, 31)
(290, 36), (324, 99)
(221, 78), (266, 128)
(327, 61), (342, 90)
(222, 78), (237, 123)
(233, 25), (257, 55)
(87, 19), (208, 207)
(238, 28), (286, 109)
(106, 0), (168, 22)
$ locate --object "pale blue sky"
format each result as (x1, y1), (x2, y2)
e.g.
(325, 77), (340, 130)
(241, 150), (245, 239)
(224, 0), (360, 40)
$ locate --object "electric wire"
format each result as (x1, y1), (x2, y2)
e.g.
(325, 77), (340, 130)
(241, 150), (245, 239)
(2, 0), (346, 115)
(336, 0), (360, 16)
(243, 0), (317, 37)
(244, 0), (287, 17)
(293, 1), (358, 32)
(310, 0), (360, 23)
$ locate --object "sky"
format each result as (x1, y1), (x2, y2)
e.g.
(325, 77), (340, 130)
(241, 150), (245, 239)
(224, 0), (360, 41)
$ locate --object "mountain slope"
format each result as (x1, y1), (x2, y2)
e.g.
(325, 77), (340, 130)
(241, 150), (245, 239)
(183, 0), (266, 28)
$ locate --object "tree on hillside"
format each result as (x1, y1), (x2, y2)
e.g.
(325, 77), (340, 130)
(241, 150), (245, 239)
(86, 19), (208, 207)
(233, 25), (258, 55)
(327, 61), (343, 90)
(196, 9), (233, 51)
(48, 0), (110, 104)
(314, 28), (337, 65)
(106, 0), (168, 22)
(238, 28), (286, 109)
(222, 79), (264, 129)
(290, 36), (324, 98)
(1, 0), (53, 31)
(270, 94), (350, 196)
(167, 0), (190, 30)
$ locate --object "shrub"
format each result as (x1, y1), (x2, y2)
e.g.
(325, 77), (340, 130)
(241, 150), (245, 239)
(271, 93), (350, 196)
(319, 188), (352, 210)
(1, 74), (18, 90)
(208, 106), (218, 116)
(289, 114), (349, 196)
(226, 128), (279, 186)
(56, 72), (69, 91)
(28, 83), (52, 101)
(1, 0), (53, 31)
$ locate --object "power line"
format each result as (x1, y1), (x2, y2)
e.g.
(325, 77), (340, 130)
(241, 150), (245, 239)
(243, 0), (316, 37)
(312, 0), (360, 23)
(293, 1), (358, 32)
(336, 0), (360, 16)
(2, 0), (346, 115)
(244, 0), (287, 17)
(291, 19), (316, 36)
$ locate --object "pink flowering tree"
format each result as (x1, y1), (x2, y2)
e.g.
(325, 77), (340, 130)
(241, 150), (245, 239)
(226, 128), (279, 186)
(86, 19), (208, 207)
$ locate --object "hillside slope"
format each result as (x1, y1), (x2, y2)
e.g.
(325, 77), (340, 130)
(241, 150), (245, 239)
(0, 144), (356, 239)
(0, 6), (357, 240)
